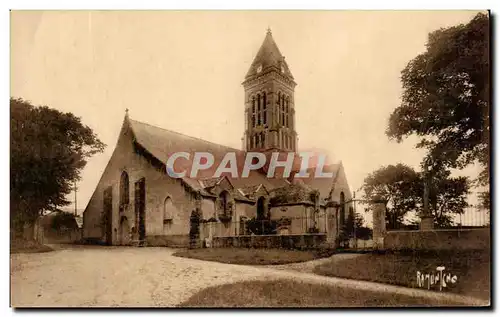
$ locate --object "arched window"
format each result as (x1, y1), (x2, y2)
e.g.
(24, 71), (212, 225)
(252, 97), (255, 114)
(263, 93), (267, 126)
(164, 197), (174, 221)
(252, 115), (256, 128)
(219, 191), (230, 214)
(286, 99), (290, 128)
(257, 94), (261, 112)
(281, 103), (285, 126)
(120, 171), (129, 206)
(257, 196), (266, 220)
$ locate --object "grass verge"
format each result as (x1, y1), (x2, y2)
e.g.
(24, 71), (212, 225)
(173, 247), (334, 265)
(179, 279), (468, 307)
(314, 249), (490, 301)
(10, 238), (53, 254)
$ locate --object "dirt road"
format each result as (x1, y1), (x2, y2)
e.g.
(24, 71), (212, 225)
(10, 245), (487, 307)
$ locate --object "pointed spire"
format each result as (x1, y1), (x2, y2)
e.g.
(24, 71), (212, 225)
(125, 108), (129, 119)
(244, 29), (294, 81)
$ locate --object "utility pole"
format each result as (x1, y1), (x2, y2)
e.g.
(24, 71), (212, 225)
(353, 191), (357, 249)
(74, 181), (78, 216)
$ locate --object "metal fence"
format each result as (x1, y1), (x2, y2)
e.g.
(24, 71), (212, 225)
(454, 206), (490, 228)
(386, 206), (490, 231)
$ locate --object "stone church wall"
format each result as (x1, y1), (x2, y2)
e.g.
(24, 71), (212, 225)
(330, 164), (353, 223)
(83, 122), (195, 246)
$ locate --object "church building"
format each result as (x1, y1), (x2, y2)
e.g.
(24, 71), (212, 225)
(82, 29), (353, 247)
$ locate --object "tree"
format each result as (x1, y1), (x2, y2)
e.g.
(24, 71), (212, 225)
(10, 98), (105, 232)
(362, 164), (469, 228)
(362, 164), (421, 229)
(425, 166), (469, 227)
(386, 13), (490, 210)
(50, 212), (79, 231)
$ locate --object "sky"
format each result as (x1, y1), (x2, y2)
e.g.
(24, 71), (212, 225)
(10, 10), (485, 217)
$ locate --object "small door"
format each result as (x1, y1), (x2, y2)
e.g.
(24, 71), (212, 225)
(119, 217), (130, 245)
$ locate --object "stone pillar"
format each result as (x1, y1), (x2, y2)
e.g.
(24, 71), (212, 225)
(420, 216), (434, 231)
(372, 201), (386, 249)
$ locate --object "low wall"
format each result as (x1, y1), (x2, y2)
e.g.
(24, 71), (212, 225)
(35, 228), (82, 244)
(211, 234), (329, 249)
(146, 234), (189, 247)
(384, 229), (490, 251)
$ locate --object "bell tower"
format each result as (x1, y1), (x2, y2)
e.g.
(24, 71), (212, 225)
(242, 28), (297, 153)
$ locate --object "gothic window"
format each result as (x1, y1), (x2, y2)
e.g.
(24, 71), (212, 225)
(164, 197), (174, 222)
(218, 190), (232, 217)
(119, 171), (129, 206)
(263, 93), (267, 126)
(281, 103), (285, 126)
(286, 98), (290, 128)
(252, 97), (255, 114)
(252, 115), (256, 128)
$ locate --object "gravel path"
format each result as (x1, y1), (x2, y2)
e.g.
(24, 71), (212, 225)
(10, 246), (489, 307)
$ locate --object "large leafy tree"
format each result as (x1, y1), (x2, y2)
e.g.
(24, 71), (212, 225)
(386, 13), (490, 209)
(362, 164), (421, 229)
(10, 98), (105, 231)
(362, 164), (469, 228)
(425, 166), (470, 227)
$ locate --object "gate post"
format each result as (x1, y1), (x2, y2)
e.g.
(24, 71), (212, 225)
(372, 200), (386, 249)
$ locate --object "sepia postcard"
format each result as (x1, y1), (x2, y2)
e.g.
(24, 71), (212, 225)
(10, 10), (491, 308)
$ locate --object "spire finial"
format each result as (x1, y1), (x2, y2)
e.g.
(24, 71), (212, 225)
(266, 26), (272, 35)
(125, 108), (129, 117)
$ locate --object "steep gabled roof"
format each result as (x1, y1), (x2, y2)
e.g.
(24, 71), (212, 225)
(127, 117), (288, 190)
(124, 116), (345, 200)
(296, 164), (342, 200)
(244, 29), (294, 80)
